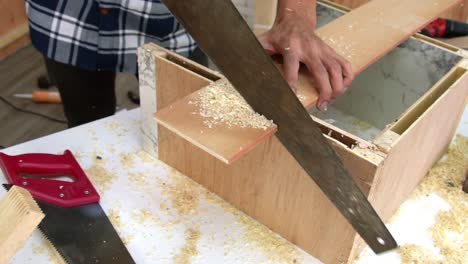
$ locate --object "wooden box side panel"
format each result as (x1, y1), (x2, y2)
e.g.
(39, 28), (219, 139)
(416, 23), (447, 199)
(159, 126), (377, 264)
(368, 69), (468, 221)
(138, 43), (217, 157)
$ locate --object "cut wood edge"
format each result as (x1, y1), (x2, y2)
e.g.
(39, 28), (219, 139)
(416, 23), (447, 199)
(0, 186), (45, 264)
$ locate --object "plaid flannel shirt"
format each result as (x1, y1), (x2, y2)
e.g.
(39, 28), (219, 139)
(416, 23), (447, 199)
(26, 0), (197, 73)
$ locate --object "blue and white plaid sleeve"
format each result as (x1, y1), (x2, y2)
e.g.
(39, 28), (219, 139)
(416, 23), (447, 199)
(26, 0), (197, 73)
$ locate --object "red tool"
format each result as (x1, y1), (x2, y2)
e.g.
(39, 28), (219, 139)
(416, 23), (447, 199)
(422, 18), (468, 38)
(0, 150), (135, 263)
(0, 150), (98, 207)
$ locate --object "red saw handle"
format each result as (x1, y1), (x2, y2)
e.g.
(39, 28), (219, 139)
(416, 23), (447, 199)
(0, 150), (100, 207)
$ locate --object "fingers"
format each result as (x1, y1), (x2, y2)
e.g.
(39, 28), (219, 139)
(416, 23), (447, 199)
(305, 59), (332, 111)
(258, 34), (278, 55)
(336, 56), (354, 88)
(323, 59), (344, 99)
(282, 52), (300, 93)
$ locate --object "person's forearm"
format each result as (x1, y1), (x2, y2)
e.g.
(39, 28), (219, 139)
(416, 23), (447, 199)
(276, 0), (317, 27)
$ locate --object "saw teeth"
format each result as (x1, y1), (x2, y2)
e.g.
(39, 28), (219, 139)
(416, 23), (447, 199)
(39, 231), (70, 264)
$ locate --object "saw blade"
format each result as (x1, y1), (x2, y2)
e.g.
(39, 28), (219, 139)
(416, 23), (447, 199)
(161, 0), (397, 253)
(3, 184), (134, 264)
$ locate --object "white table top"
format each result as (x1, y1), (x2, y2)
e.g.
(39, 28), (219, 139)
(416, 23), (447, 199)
(1, 106), (467, 264)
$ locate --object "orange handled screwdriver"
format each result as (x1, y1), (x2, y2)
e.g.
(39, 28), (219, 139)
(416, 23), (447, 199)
(14, 91), (62, 104)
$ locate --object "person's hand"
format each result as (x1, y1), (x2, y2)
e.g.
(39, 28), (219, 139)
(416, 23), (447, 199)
(259, 10), (354, 111)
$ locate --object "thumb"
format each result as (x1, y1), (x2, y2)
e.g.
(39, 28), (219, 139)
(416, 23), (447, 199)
(258, 34), (278, 55)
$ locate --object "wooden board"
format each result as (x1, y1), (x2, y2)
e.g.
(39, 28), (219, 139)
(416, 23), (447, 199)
(155, 0), (460, 164)
(0, 0), (28, 59)
(330, 0), (468, 21)
(0, 186), (44, 264)
(158, 125), (379, 264)
(369, 67), (468, 221)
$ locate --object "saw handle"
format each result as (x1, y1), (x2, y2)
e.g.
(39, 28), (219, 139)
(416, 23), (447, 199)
(0, 150), (100, 207)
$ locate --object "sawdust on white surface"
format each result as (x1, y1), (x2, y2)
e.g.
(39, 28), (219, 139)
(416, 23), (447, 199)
(195, 79), (274, 130)
(173, 227), (201, 264)
(356, 135), (468, 263)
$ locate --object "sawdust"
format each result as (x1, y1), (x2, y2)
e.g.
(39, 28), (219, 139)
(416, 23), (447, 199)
(196, 79), (274, 130)
(397, 135), (468, 263)
(120, 153), (135, 168)
(108, 209), (122, 228)
(132, 209), (160, 224)
(32, 240), (66, 264)
(128, 172), (148, 188)
(157, 169), (204, 216)
(399, 244), (441, 264)
(173, 227), (201, 264)
(136, 150), (156, 163)
(85, 164), (115, 193)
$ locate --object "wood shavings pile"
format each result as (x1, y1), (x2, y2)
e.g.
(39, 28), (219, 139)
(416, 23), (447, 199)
(196, 79), (274, 130)
(174, 228), (201, 264)
(399, 135), (468, 263)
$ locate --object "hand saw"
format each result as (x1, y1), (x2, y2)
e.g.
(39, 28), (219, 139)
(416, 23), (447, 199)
(161, 0), (397, 253)
(0, 150), (135, 263)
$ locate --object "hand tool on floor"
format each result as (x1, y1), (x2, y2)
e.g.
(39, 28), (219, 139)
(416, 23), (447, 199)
(421, 18), (468, 38)
(161, 0), (397, 253)
(0, 150), (135, 264)
(14, 91), (62, 104)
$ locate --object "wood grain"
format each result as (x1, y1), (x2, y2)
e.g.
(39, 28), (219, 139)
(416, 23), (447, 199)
(330, 0), (468, 21)
(0, 186), (44, 264)
(155, 0), (459, 164)
(369, 68), (468, 221)
(159, 125), (379, 264)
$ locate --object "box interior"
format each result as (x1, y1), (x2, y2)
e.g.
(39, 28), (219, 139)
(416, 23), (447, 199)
(311, 3), (462, 141)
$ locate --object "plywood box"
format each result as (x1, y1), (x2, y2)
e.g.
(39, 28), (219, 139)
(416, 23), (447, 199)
(139, 1), (468, 263)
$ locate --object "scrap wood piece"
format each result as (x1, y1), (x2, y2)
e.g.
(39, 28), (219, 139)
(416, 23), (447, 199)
(154, 0), (461, 164)
(0, 186), (45, 264)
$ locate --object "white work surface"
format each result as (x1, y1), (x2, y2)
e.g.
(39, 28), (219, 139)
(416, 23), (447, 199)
(1, 106), (467, 264)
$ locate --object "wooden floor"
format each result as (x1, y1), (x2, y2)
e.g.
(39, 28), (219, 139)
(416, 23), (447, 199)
(0, 45), (139, 149)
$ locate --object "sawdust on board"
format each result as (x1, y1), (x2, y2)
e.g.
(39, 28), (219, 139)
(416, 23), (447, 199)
(136, 150), (156, 163)
(399, 244), (441, 264)
(108, 209), (122, 229)
(32, 241), (66, 264)
(173, 227), (201, 264)
(85, 163), (115, 193)
(157, 168), (204, 216)
(155, 165), (303, 263)
(195, 79), (274, 130)
(132, 209), (161, 225)
(120, 153), (135, 169)
(105, 120), (129, 136)
(395, 135), (468, 263)
(128, 172), (148, 188)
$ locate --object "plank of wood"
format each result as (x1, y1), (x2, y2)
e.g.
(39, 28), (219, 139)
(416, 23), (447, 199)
(369, 68), (468, 221)
(330, 0), (468, 21)
(0, 186), (45, 264)
(154, 0), (460, 164)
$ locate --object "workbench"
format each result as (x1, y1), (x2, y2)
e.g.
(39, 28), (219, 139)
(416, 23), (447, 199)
(1, 106), (466, 264)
